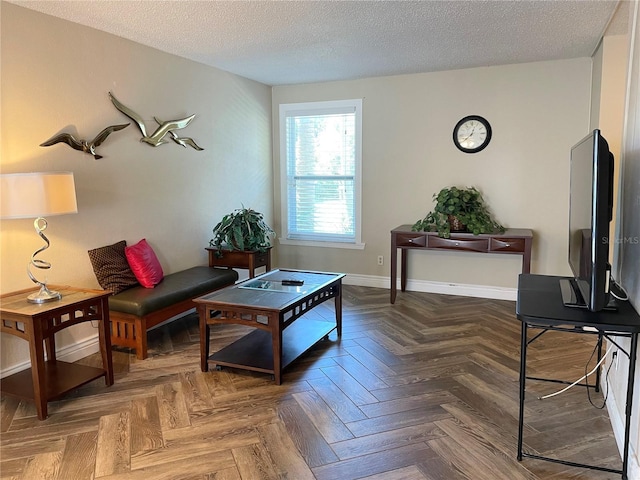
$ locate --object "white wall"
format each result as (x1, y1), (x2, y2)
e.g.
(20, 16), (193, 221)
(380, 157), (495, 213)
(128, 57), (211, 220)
(0, 3), (273, 372)
(601, 1), (640, 477)
(2, 0), (637, 473)
(272, 59), (592, 294)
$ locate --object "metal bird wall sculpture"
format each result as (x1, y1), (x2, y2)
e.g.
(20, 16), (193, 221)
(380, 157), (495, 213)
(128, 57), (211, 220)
(39, 123), (130, 159)
(109, 92), (203, 150)
(154, 117), (204, 151)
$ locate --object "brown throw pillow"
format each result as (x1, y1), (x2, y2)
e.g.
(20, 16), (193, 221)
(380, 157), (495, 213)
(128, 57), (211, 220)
(88, 240), (139, 294)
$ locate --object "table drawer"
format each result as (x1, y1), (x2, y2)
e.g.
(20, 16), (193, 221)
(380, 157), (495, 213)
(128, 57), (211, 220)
(490, 237), (526, 253)
(395, 233), (427, 247)
(428, 236), (489, 252)
(254, 251), (270, 265)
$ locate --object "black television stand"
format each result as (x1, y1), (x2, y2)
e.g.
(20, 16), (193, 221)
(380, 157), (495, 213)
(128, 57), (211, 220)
(517, 274), (640, 479)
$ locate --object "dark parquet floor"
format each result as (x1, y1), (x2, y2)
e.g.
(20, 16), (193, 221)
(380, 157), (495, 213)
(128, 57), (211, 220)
(0, 285), (623, 479)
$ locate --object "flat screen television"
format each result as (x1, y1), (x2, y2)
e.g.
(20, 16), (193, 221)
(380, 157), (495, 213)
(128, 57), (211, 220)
(560, 129), (615, 312)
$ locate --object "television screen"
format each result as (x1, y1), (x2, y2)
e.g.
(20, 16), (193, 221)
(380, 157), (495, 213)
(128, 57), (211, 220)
(562, 129), (615, 312)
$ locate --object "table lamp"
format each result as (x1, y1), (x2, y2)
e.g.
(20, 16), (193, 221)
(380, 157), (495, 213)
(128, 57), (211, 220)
(1, 172), (78, 303)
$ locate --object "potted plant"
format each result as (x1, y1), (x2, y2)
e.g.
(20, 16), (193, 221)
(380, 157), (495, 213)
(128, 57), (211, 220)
(209, 206), (275, 254)
(412, 186), (505, 238)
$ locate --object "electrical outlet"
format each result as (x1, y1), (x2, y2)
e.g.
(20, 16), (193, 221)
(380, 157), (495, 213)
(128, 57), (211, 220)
(377, 255), (384, 266)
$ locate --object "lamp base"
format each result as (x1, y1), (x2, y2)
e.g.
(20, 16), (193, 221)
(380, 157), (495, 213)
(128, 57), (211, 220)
(27, 284), (62, 304)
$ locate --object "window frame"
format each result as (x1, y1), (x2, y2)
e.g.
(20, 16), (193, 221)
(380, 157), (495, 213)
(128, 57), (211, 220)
(278, 99), (364, 249)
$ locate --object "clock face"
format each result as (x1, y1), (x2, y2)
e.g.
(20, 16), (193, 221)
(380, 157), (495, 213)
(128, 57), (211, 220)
(453, 115), (492, 153)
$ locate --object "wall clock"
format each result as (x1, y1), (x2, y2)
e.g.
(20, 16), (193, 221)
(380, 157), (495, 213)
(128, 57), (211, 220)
(453, 115), (492, 153)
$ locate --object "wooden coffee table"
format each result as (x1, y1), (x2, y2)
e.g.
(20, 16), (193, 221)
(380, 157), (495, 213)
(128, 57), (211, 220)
(195, 269), (344, 384)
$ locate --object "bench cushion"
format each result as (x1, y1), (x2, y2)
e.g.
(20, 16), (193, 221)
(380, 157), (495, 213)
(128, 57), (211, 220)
(108, 266), (238, 317)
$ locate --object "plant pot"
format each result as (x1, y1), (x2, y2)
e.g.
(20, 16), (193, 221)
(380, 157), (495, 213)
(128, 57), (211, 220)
(448, 215), (466, 232)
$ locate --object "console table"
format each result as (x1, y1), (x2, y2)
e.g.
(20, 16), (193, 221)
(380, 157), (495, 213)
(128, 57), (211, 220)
(0, 286), (114, 420)
(206, 247), (271, 278)
(516, 274), (640, 479)
(390, 225), (533, 303)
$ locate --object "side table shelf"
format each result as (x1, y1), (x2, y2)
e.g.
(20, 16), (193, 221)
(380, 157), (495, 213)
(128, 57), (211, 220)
(0, 286), (114, 420)
(1, 361), (107, 401)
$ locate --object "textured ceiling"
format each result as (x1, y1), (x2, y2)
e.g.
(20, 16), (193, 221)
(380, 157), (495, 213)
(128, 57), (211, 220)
(7, 0), (625, 86)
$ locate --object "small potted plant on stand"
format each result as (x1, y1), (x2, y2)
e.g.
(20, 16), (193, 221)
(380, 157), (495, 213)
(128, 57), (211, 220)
(210, 206), (275, 253)
(412, 186), (504, 238)
(208, 207), (275, 277)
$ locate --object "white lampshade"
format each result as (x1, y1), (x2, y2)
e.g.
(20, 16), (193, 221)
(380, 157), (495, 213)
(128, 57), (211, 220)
(1, 172), (78, 303)
(1, 172), (78, 219)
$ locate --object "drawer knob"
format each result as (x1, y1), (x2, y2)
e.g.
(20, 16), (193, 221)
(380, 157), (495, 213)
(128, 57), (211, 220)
(408, 239), (413, 243)
(505, 243), (510, 247)
(455, 242), (460, 246)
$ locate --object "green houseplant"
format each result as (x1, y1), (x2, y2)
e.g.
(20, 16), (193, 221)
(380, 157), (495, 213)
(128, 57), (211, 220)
(412, 186), (505, 238)
(209, 207), (275, 254)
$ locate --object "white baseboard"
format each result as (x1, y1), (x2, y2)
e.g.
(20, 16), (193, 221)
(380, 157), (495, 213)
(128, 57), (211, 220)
(0, 307), (199, 380)
(1, 334), (101, 378)
(605, 376), (640, 479)
(343, 273), (518, 301)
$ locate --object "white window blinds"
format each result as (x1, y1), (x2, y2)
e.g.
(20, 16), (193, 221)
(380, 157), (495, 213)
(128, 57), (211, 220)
(280, 100), (362, 244)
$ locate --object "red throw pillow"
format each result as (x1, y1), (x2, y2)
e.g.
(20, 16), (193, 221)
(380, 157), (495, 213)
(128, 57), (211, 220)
(125, 239), (164, 288)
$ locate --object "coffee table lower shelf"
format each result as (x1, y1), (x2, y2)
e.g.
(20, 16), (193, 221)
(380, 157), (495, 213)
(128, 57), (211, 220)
(208, 318), (336, 377)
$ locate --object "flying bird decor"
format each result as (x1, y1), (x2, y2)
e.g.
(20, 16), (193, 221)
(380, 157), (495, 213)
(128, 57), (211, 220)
(40, 123), (130, 159)
(154, 117), (204, 151)
(109, 92), (204, 151)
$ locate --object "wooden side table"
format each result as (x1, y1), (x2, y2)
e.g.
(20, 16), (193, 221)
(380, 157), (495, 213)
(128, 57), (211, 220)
(206, 247), (272, 278)
(0, 286), (114, 420)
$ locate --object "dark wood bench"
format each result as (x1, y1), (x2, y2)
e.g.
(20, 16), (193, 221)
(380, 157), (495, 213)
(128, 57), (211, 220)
(108, 266), (238, 359)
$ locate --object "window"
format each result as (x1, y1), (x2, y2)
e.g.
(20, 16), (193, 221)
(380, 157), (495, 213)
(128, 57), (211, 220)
(279, 99), (362, 247)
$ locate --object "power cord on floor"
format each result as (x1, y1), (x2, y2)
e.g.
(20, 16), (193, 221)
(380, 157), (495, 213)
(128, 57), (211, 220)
(586, 350), (613, 409)
(538, 346), (612, 400)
